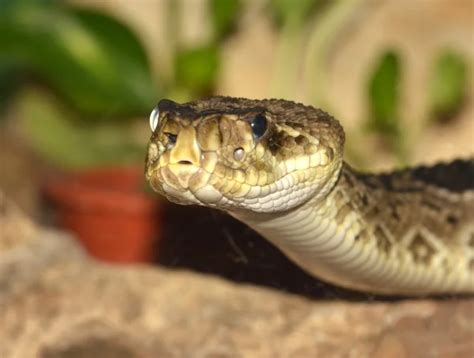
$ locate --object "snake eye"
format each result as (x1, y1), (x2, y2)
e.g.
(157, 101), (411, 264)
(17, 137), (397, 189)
(149, 105), (160, 132)
(250, 113), (267, 139)
(165, 133), (177, 145)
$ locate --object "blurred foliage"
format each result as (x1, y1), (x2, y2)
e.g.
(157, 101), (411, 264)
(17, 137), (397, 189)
(0, 62), (22, 110)
(0, 0), (470, 169)
(18, 89), (144, 168)
(270, 0), (327, 27)
(172, 0), (241, 98)
(268, 0), (333, 100)
(0, 0), (158, 118)
(367, 51), (401, 138)
(0, 0), (244, 167)
(0, 0), (162, 167)
(175, 45), (220, 96)
(210, 0), (241, 41)
(428, 50), (468, 122)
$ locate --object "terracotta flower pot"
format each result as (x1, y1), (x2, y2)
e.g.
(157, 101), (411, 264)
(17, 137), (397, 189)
(44, 166), (160, 264)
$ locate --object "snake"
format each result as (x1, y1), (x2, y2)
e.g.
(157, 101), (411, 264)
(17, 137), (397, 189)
(145, 96), (474, 295)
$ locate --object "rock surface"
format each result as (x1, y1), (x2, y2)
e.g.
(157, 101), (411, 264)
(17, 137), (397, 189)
(1, 194), (473, 357)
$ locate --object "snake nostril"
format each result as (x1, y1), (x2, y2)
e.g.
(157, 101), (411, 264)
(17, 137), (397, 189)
(178, 160), (193, 165)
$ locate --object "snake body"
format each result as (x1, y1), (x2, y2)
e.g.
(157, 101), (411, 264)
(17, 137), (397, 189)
(145, 97), (474, 295)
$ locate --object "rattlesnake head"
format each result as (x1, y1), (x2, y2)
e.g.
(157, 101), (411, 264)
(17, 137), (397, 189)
(145, 96), (344, 213)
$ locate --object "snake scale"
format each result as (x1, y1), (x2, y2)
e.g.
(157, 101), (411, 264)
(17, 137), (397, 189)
(145, 96), (474, 295)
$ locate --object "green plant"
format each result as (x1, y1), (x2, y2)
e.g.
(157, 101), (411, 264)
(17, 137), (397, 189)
(269, 0), (331, 98)
(18, 89), (144, 168)
(367, 51), (401, 138)
(0, 0), (242, 168)
(0, 0), (158, 117)
(169, 0), (241, 99)
(0, 0), (163, 167)
(210, 0), (241, 41)
(428, 49), (468, 122)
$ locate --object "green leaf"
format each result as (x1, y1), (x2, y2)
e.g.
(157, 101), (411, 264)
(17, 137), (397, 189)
(18, 89), (145, 168)
(367, 51), (401, 136)
(0, 61), (23, 113)
(0, 1), (159, 118)
(209, 0), (241, 40)
(428, 50), (468, 122)
(175, 45), (219, 95)
(270, 0), (324, 27)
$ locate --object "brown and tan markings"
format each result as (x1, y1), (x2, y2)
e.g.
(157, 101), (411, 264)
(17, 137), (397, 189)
(146, 96), (474, 294)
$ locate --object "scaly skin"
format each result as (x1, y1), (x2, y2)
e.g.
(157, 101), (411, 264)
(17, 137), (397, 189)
(145, 97), (474, 295)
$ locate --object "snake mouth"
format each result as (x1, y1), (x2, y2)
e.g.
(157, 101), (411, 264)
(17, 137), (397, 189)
(162, 163), (200, 190)
(152, 162), (325, 212)
(149, 163), (217, 205)
(146, 147), (336, 212)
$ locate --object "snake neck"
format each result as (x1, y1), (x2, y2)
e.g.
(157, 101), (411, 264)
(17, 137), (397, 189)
(230, 161), (474, 295)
